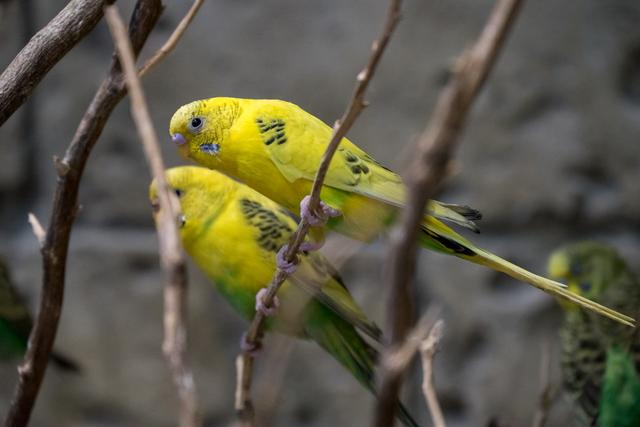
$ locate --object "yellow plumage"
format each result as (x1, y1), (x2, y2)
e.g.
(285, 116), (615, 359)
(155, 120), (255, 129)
(149, 166), (418, 425)
(149, 166), (379, 337)
(168, 97), (634, 326)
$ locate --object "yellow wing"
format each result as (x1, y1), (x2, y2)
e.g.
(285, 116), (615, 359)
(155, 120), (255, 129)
(249, 99), (480, 231)
(236, 189), (381, 340)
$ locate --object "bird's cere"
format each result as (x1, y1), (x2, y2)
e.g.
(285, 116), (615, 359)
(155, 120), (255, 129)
(171, 133), (187, 146)
(199, 143), (220, 155)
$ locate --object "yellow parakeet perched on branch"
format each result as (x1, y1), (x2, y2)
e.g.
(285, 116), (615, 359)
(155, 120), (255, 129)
(168, 97), (633, 326)
(149, 166), (419, 427)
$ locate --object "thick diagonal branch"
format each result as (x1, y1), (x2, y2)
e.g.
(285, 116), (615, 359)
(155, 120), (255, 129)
(0, 0), (108, 126)
(375, 1), (525, 426)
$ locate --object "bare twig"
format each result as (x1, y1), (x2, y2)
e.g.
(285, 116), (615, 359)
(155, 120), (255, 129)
(105, 4), (200, 427)
(0, 0), (107, 126)
(382, 308), (440, 376)
(420, 320), (446, 427)
(375, 0), (525, 425)
(234, 0), (403, 423)
(139, 0), (204, 77)
(3, 2), (163, 426)
(532, 341), (555, 427)
(27, 213), (45, 247)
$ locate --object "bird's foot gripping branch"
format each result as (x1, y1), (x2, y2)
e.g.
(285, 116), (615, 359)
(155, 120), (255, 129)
(300, 195), (341, 227)
(255, 288), (280, 317)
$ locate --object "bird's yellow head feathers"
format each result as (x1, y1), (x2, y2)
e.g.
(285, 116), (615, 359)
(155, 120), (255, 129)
(149, 166), (236, 240)
(548, 241), (626, 305)
(169, 97), (242, 162)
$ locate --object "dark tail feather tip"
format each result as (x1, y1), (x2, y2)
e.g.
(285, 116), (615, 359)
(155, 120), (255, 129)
(442, 203), (483, 221)
(51, 351), (82, 373)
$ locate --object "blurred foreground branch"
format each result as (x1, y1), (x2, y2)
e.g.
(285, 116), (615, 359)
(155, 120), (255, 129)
(420, 320), (445, 427)
(233, 0), (403, 424)
(375, 0), (525, 425)
(105, 4), (200, 426)
(3, 1), (163, 426)
(0, 0), (107, 126)
(4, 0), (205, 424)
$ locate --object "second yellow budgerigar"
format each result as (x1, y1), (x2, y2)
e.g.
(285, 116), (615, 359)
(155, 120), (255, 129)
(149, 166), (419, 427)
(168, 97), (633, 326)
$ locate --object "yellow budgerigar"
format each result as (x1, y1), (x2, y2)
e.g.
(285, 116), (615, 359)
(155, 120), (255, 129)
(168, 97), (633, 326)
(149, 166), (419, 427)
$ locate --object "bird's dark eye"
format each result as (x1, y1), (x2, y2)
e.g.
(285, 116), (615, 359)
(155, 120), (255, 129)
(188, 117), (204, 133)
(174, 189), (183, 197)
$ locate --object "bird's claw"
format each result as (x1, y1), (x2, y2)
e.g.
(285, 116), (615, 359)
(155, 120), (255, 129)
(276, 245), (299, 274)
(299, 240), (324, 252)
(255, 287), (280, 317)
(300, 195), (341, 227)
(240, 332), (262, 357)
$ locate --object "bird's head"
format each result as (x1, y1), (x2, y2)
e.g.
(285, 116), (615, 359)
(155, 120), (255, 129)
(548, 241), (626, 306)
(169, 97), (241, 164)
(149, 166), (235, 242)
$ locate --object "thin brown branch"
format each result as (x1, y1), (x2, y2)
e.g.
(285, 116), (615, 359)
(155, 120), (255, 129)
(3, 2), (163, 426)
(233, 0), (403, 423)
(105, 4), (200, 427)
(420, 320), (446, 427)
(0, 0), (107, 126)
(27, 213), (45, 247)
(382, 308), (440, 376)
(532, 341), (555, 427)
(375, 0), (525, 425)
(139, 0), (205, 77)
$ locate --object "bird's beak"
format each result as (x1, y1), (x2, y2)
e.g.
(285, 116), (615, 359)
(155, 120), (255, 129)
(171, 133), (190, 160)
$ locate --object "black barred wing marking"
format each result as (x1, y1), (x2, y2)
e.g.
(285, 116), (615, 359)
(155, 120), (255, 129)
(240, 198), (293, 252)
(256, 117), (287, 146)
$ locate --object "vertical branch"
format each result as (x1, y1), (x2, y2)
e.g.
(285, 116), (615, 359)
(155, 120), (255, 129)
(105, 4), (200, 427)
(375, 1), (525, 426)
(3, 2), (163, 426)
(233, 1), (403, 423)
(419, 320), (446, 427)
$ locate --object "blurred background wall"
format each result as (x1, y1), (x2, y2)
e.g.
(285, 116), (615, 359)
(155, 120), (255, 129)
(1, 1), (640, 426)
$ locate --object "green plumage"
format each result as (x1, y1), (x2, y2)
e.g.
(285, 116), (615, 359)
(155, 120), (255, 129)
(600, 345), (640, 427)
(0, 259), (32, 359)
(549, 242), (640, 426)
(0, 258), (79, 371)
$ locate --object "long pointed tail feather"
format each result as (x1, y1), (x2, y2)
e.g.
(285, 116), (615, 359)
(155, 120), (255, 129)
(420, 218), (635, 327)
(471, 247), (635, 327)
